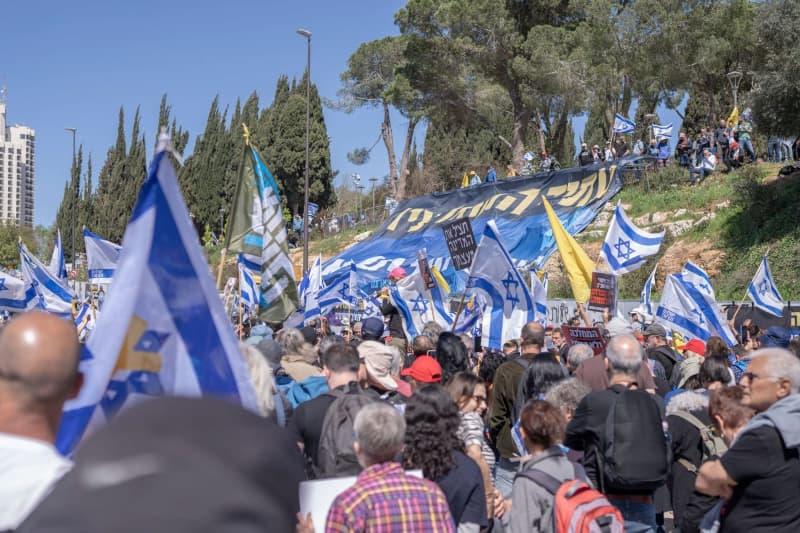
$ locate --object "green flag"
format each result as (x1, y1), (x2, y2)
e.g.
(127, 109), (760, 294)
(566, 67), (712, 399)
(226, 130), (298, 322)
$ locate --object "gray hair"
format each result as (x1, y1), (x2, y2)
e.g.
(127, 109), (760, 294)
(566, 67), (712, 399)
(567, 343), (594, 371)
(278, 327), (317, 365)
(239, 343), (275, 417)
(354, 403), (406, 463)
(421, 321), (444, 345)
(606, 334), (643, 376)
(318, 335), (344, 359)
(545, 378), (590, 414)
(751, 348), (800, 394)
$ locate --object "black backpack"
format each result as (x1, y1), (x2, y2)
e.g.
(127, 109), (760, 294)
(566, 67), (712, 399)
(316, 387), (378, 478)
(601, 387), (670, 492)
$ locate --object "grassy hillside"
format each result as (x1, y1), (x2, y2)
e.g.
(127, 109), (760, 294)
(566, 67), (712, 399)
(553, 162), (800, 301)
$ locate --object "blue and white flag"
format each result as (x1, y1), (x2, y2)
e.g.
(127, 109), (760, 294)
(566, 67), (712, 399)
(467, 220), (535, 349)
(56, 135), (257, 456)
(0, 271), (37, 313)
(389, 268), (453, 339)
(74, 302), (97, 342)
(613, 113), (636, 134)
(48, 229), (67, 281)
(641, 264), (657, 316)
(318, 263), (358, 312)
(653, 123), (673, 141)
(307, 202), (319, 219)
(600, 203), (665, 275)
(237, 253), (260, 311)
(746, 256), (784, 317)
(657, 273), (736, 346)
(530, 271), (549, 325)
(679, 261), (715, 300)
(19, 242), (74, 317)
(302, 256), (324, 323)
(354, 287), (383, 320)
(83, 228), (122, 284)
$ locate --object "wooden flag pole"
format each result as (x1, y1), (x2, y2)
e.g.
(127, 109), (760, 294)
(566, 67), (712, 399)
(731, 247), (771, 325)
(451, 290), (469, 333)
(216, 248), (227, 290)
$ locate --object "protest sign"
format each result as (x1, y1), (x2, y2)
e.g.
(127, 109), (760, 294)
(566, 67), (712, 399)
(588, 272), (617, 313)
(417, 249), (436, 290)
(442, 218), (477, 270)
(562, 325), (606, 355)
(299, 471), (423, 531)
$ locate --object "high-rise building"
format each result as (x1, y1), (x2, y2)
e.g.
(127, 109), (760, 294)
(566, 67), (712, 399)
(0, 87), (35, 227)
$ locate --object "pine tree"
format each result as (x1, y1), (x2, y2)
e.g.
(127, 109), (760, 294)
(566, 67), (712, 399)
(92, 107), (127, 238)
(54, 145), (82, 261)
(77, 154), (93, 251)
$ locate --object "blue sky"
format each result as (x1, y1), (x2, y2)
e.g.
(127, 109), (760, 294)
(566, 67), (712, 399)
(4, 0), (410, 226)
(4, 0), (686, 227)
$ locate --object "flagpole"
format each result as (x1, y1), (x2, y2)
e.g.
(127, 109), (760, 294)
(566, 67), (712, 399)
(451, 290), (469, 333)
(731, 248), (771, 325)
(238, 286), (244, 341)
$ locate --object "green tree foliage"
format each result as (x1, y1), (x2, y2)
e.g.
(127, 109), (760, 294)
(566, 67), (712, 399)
(752, 0), (800, 137)
(54, 145), (82, 261)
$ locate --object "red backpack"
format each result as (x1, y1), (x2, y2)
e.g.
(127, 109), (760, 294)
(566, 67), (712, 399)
(515, 466), (624, 533)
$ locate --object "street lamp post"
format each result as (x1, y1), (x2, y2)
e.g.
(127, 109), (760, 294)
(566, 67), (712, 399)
(297, 28), (312, 275)
(727, 71), (743, 110)
(65, 128), (77, 269)
(369, 176), (377, 213)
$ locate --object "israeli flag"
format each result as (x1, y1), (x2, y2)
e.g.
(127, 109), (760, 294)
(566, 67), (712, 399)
(467, 220), (535, 349)
(453, 294), (484, 334)
(318, 263), (358, 312)
(0, 271), (37, 313)
(641, 265), (657, 316)
(679, 261), (715, 300)
(302, 256), (324, 323)
(747, 256), (784, 317)
(354, 288), (383, 320)
(613, 113), (636, 134)
(20, 242), (74, 317)
(389, 268), (454, 339)
(84, 228), (122, 284)
(74, 303), (97, 342)
(653, 123), (673, 141)
(530, 271), (549, 325)
(56, 135), (257, 455)
(48, 229), (67, 281)
(657, 274), (736, 347)
(600, 203), (664, 275)
(237, 253), (260, 311)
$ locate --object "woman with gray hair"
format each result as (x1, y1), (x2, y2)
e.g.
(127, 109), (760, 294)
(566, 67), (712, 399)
(277, 328), (321, 382)
(544, 378), (591, 423)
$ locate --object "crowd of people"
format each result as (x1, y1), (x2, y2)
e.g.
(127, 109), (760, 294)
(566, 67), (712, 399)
(3, 290), (800, 532)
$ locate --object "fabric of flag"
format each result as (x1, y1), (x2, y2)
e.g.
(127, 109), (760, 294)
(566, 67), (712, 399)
(652, 123), (673, 141)
(20, 241), (74, 317)
(656, 274), (731, 346)
(237, 253), (260, 311)
(48, 229), (67, 281)
(466, 220), (535, 349)
(246, 142), (299, 323)
(0, 271), (37, 313)
(453, 295), (483, 334)
(56, 136), (257, 456)
(83, 228), (122, 284)
(74, 303), (97, 342)
(641, 265), (657, 316)
(613, 113), (636, 134)
(318, 263), (357, 312)
(530, 271), (549, 325)
(542, 197), (595, 303)
(302, 256), (324, 323)
(679, 261), (715, 300)
(600, 203), (664, 275)
(746, 256), (784, 317)
(726, 106), (739, 127)
(307, 202), (319, 219)
(389, 268), (454, 339)
(354, 288), (383, 320)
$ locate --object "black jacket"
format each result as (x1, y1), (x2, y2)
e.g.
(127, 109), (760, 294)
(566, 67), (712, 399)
(647, 345), (682, 381)
(578, 150), (594, 166)
(380, 300), (405, 341)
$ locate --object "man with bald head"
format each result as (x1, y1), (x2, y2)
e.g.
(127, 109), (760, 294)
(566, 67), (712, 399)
(0, 311), (81, 529)
(565, 334), (668, 531)
(488, 321), (548, 498)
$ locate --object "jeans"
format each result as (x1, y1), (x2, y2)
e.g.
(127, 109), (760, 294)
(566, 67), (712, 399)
(608, 498), (657, 533)
(768, 140), (781, 161)
(689, 167), (709, 183)
(494, 457), (517, 499)
(679, 153), (690, 167)
(741, 138), (756, 161)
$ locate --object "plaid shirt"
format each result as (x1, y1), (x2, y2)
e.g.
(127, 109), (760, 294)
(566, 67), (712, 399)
(325, 462), (455, 533)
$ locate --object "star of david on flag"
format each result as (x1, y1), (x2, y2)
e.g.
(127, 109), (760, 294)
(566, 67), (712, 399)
(746, 255), (784, 317)
(600, 203), (664, 275)
(389, 264), (453, 339)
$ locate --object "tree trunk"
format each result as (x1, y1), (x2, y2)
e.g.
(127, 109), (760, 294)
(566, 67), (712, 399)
(380, 102), (400, 197)
(550, 107), (570, 163)
(396, 117), (419, 201)
(510, 91), (532, 172)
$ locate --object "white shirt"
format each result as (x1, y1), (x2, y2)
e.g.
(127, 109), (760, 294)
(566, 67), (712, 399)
(0, 433), (72, 529)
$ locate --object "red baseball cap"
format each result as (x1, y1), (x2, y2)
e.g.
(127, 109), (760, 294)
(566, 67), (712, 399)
(401, 355), (443, 384)
(684, 339), (706, 355)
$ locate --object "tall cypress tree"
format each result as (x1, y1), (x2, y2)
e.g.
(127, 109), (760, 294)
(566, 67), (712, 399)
(54, 145), (82, 261)
(92, 107), (127, 238)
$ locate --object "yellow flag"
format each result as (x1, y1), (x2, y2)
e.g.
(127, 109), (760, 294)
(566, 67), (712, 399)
(542, 196), (595, 303)
(430, 265), (450, 295)
(461, 172), (470, 188)
(726, 106), (739, 127)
